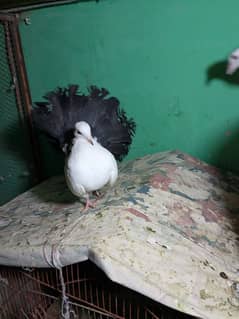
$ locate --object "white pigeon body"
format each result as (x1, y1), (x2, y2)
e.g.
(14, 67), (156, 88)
(64, 121), (118, 207)
(226, 48), (239, 75)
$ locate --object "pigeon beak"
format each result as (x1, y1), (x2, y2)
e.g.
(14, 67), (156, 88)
(87, 138), (94, 145)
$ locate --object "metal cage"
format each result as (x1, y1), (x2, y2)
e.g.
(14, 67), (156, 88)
(0, 13), (41, 205)
(0, 261), (195, 319)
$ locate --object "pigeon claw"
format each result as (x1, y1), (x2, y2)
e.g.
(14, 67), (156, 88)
(82, 198), (97, 212)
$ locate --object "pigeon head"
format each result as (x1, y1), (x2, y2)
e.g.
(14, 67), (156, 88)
(75, 121), (94, 145)
(226, 48), (239, 75)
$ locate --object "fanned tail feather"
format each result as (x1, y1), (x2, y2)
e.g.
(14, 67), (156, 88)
(32, 85), (136, 160)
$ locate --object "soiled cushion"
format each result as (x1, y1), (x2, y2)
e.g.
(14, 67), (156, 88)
(0, 150), (238, 319)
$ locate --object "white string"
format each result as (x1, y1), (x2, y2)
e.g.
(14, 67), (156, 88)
(43, 243), (76, 319)
(52, 246), (71, 319)
(58, 266), (71, 319)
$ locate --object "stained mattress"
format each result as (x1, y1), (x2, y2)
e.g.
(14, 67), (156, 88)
(0, 150), (239, 319)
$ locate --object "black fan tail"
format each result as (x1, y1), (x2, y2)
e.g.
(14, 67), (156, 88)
(32, 85), (136, 160)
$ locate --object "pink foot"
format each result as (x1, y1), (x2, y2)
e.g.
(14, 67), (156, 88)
(82, 198), (98, 212)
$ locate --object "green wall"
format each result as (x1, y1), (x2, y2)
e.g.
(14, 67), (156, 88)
(20, 0), (239, 176)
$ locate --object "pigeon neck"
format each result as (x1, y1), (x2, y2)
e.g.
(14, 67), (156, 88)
(75, 135), (93, 146)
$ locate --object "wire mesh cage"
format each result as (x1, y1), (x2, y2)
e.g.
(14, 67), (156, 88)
(0, 13), (41, 205)
(0, 261), (195, 319)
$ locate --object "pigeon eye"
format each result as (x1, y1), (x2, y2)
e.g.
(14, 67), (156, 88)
(231, 55), (238, 60)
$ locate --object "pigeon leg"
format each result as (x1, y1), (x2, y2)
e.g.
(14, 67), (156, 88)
(82, 194), (97, 212)
(92, 190), (104, 199)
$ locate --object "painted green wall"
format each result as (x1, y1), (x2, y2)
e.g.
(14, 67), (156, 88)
(20, 0), (239, 176)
